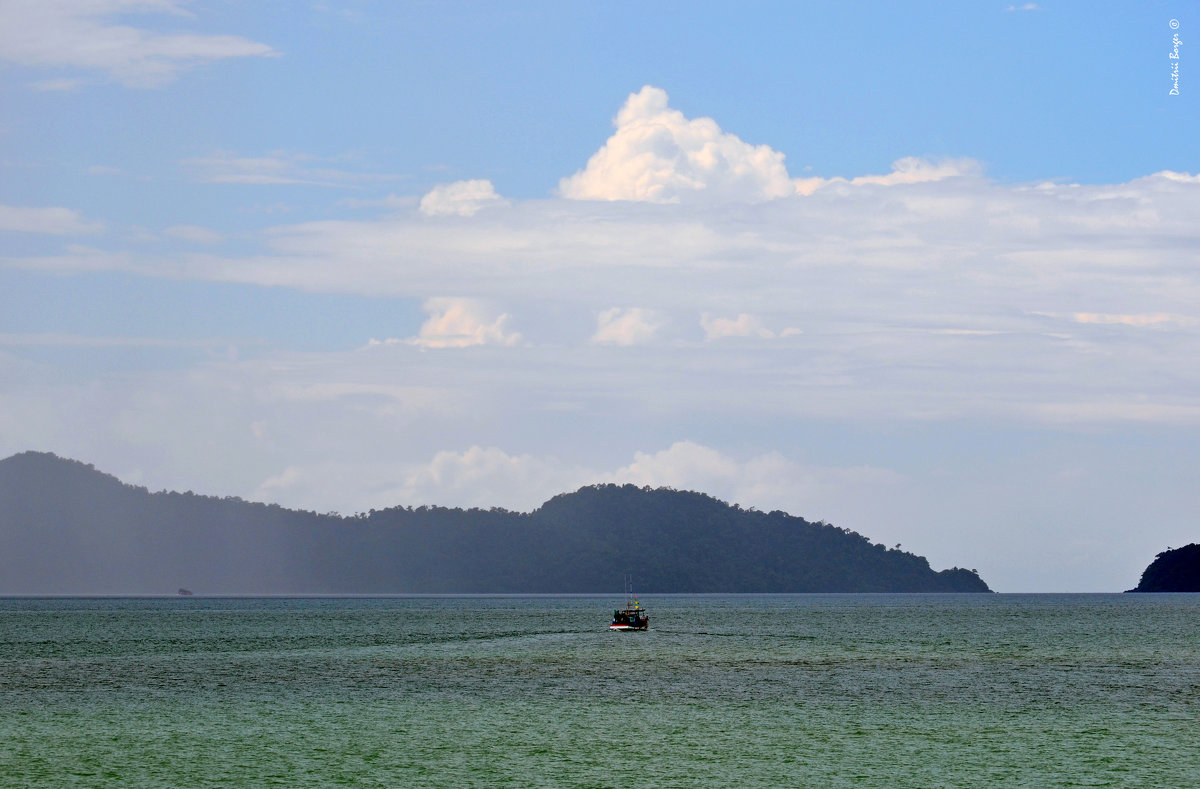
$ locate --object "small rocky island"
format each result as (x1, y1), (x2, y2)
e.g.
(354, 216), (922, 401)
(1127, 544), (1200, 592)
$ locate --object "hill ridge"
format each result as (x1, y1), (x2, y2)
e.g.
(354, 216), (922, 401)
(0, 451), (990, 594)
(1127, 544), (1200, 592)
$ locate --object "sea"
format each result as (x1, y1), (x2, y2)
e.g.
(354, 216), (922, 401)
(1, 594), (1197, 788)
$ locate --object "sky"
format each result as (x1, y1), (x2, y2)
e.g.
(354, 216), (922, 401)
(1, 0), (1198, 592)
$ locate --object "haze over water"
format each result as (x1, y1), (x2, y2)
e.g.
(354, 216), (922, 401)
(2, 594), (1197, 787)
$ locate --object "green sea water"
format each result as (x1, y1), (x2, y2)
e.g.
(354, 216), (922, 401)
(1, 594), (1198, 788)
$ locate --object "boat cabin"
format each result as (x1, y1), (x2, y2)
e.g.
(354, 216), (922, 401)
(610, 600), (649, 631)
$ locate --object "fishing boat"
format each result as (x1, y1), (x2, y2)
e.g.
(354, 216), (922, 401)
(610, 575), (649, 631)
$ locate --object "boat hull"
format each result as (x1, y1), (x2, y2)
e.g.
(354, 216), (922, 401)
(609, 623), (648, 631)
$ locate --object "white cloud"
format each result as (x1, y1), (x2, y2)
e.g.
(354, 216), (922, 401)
(592, 308), (662, 346)
(0, 204), (104, 235)
(560, 85), (797, 204)
(419, 180), (506, 217)
(794, 156), (981, 195)
(387, 446), (586, 509)
(0, 0), (278, 88)
(559, 86), (979, 203)
(1155, 170), (1200, 184)
(701, 313), (775, 340)
(396, 298), (522, 349)
(253, 465), (305, 500)
(607, 441), (739, 489)
(245, 440), (904, 518)
(854, 155), (981, 186)
(1072, 312), (1194, 328)
(252, 447), (594, 513)
(602, 441), (905, 521)
(182, 150), (401, 187)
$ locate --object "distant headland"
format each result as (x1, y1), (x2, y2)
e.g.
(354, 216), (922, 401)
(1127, 544), (1200, 593)
(0, 451), (991, 595)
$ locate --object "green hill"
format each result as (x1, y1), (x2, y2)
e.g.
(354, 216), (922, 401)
(0, 451), (990, 594)
(1127, 544), (1200, 592)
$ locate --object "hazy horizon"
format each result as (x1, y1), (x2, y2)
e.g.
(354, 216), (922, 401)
(0, 449), (1177, 594)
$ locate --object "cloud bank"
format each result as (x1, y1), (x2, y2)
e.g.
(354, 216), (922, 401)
(10, 86), (1199, 431)
(0, 0), (278, 88)
(247, 439), (901, 520)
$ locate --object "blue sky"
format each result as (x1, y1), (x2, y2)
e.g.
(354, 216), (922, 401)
(1, 1), (1198, 591)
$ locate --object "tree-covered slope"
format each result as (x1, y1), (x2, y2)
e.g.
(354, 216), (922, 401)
(0, 451), (990, 594)
(1127, 544), (1200, 592)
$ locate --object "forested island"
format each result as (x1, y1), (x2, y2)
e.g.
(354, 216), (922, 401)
(0, 451), (990, 595)
(1127, 544), (1200, 592)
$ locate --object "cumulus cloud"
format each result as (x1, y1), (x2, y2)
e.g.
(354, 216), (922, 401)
(252, 447), (594, 513)
(559, 86), (978, 203)
(592, 308), (662, 346)
(419, 180), (506, 217)
(851, 156), (980, 185)
(607, 441), (738, 489)
(245, 440), (904, 518)
(0, 0), (278, 88)
(393, 298), (522, 349)
(0, 204), (104, 235)
(601, 441), (905, 522)
(701, 313), (775, 340)
(560, 85), (798, 203)
(387, 446), (586, 508)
